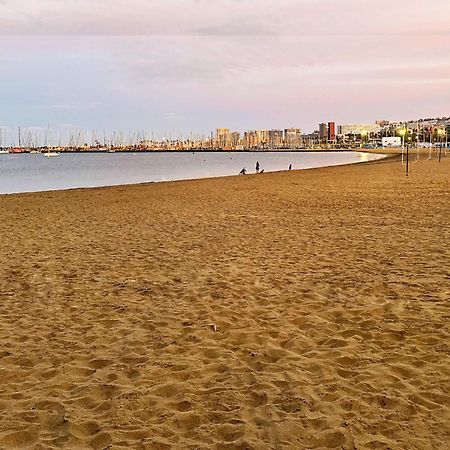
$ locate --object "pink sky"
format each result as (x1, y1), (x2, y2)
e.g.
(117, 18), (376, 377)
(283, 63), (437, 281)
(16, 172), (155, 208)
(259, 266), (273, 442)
(1, 1), (449, 134)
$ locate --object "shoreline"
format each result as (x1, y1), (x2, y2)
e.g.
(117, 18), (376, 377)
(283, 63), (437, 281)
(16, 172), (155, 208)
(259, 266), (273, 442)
(0, 155), (448, 449)
(3, 146), (445, 155)
(1, 151), (389, 197)
(4, 148), (394, 154)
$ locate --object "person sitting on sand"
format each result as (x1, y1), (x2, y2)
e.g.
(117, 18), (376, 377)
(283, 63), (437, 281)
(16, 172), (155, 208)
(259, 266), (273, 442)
(239, 167), (247, 175)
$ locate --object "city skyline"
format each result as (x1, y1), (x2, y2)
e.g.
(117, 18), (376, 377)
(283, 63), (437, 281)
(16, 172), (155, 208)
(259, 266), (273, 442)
(2, 115), (447, 151)
(1, 0), (449, 134)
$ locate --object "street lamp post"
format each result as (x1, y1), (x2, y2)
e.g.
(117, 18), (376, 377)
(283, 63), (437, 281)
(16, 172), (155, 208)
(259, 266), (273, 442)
(399, 128), (406, 166)
(429, 128), (433, 160)
(437, 128), (445, 162)
(445, 128), (448, 157)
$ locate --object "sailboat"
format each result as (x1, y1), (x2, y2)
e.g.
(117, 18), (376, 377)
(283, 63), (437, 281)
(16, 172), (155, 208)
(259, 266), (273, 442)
(43, 149), (60, 157)
(0, 127), (7, 153)
(42, 124), (59, 156)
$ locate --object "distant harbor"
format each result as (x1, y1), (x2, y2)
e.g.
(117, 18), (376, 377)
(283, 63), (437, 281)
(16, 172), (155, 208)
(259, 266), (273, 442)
(0, 115), (448, 154)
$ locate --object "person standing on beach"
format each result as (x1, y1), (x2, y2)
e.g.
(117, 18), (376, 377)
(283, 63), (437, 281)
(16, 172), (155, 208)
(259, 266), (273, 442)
(289, 163), (292, 170)
(256, 161), (260, 173)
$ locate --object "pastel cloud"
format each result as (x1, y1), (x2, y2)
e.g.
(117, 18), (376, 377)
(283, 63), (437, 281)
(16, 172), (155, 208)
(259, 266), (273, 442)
(0, 1), (449, 135)
(1, 0), (449, 35)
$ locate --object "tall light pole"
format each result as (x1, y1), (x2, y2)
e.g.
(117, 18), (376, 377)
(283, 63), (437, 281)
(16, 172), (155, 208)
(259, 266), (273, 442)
(399, 128), (406, 165)
(437, 128), (445, 162)
(429, 127), (433, 160)
(445, 127), (448, 157)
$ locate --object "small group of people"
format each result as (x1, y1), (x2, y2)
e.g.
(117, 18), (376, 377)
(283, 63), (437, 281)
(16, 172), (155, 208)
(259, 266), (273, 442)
(239, 162), (292, 175)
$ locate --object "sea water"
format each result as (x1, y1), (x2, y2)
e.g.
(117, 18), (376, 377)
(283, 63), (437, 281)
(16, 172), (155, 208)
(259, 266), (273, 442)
(0, 151), (385, 195)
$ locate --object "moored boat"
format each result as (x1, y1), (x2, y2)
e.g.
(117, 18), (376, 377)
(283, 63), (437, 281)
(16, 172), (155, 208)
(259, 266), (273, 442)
(43, 151), (60, 157)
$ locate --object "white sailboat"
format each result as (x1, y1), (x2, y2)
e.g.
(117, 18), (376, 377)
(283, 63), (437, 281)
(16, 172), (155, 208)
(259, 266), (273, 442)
(42, 124), (59, 156)
(0, 127), (9, 152)
(43, 149), (60, 157)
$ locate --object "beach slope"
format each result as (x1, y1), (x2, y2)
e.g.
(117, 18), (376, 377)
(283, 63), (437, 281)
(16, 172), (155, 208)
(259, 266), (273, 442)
(0, 156), (448, 449)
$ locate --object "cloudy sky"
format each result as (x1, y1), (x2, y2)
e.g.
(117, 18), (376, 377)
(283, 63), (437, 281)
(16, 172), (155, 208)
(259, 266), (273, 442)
(1, 0), (449, 140)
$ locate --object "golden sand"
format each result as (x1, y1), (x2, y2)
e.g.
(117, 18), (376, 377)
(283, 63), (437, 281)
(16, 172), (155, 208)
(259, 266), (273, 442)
(0, 155), (448, 449)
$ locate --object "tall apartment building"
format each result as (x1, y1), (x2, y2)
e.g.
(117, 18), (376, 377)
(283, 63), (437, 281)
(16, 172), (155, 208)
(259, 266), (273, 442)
(216, 128), (230, 148)
(284, 128), (302, 148)
(244, 130), (270, 148)
(244, 131), (257, 148)
(256, 130), (270, 147)
(269, 130), (284, 148)
(229, 132), (241, 147)
(319, 123), (328, 141)
(327, 122), (336, 141)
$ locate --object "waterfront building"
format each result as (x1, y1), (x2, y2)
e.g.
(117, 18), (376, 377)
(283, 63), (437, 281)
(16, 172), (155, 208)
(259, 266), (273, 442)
(269, 130), (284, 148)
(216, 128), (230, 148)
(337, 124), (381, 136)
(319, 123), (328, 141)
(244, 130), (270, 149)
(230, 132), (241, 147)
(303, 131), (319, 147)
(284, 128), (302, 148)
(327, 122), (336, 142)
(244, 131), (257, 149)
(256, 130), (270, 148)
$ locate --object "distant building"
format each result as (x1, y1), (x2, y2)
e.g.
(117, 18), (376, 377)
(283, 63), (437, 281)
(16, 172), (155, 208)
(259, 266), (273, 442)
(229, 132), (241, 147)
(319, 123), (328, 141)
(257, 130), (270, 148)
(269, 130), (284, 148)
(338, 124), (381, 136)
(327, 122), (336, 142)
(303, 131), (319, 145)
(216, 128), (230, 148)
(284, 128), (302, 148)
(244, 131), (257, 149)
(382, 137), (402, 148)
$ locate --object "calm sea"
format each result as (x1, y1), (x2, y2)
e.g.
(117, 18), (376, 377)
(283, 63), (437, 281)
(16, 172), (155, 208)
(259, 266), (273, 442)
(0, 151), (385, 195)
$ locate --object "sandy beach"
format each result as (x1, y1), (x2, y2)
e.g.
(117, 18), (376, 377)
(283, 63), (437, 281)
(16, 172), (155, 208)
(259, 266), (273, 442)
(0, 155), (448, 449)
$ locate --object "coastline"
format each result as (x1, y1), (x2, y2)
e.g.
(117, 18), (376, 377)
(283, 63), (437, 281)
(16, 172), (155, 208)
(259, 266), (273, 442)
(0, 156), (448, 448)
(3, 148), (395, 154)
(0, 151), (387, 196)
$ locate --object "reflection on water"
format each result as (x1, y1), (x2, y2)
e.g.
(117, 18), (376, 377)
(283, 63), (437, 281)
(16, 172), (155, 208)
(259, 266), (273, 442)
(0, 151), (385, 195)
(358, 153), (371, 162)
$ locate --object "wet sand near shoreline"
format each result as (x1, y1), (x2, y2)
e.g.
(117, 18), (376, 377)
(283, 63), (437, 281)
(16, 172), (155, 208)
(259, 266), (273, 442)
(0, 155), (448, 449)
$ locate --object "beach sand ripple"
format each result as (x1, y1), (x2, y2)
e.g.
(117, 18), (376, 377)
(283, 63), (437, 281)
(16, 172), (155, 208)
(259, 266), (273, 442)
(0, 155), (448, 448)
